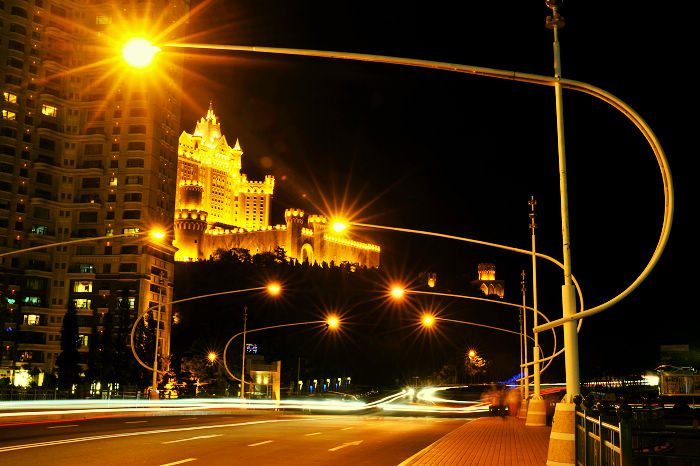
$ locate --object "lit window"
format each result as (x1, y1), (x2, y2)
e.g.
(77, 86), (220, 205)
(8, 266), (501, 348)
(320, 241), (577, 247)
(73, 281), (93, 293)
(95, 15), (112, 25)
(78, 334), (89, 346)
(42, 104), (58, 117)
(2, 110), (16, 120)
(73, 298), (91, 309)
(23, 314), (41, 325)
(3, 92), (17, 103)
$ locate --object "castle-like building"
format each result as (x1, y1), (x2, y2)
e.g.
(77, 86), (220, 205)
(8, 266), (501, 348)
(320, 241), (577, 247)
(174, 104), (380, 267)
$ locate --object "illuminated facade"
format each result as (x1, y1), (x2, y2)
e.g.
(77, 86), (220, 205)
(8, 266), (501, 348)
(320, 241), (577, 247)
(174, 105), (380, 267)
(0, 0), (187, 383)
(472, 263), (505, 298)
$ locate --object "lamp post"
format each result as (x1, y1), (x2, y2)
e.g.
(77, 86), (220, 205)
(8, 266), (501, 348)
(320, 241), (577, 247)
(222, 317), (340, 394)
(240, 306), (248, 399)
(397, 286), (559, 379)
(0, 229), (166, 258)
(129, 284), (280, 387)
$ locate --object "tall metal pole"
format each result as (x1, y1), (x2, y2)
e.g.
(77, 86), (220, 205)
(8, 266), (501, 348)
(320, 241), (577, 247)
(150, 276), (162, 400)
(549, 2), (580, 402)
(521, 271), (529, 401)
(529, 196), (541, 399)
(240, 306), (248, 399)
(546, 2), (580, 462)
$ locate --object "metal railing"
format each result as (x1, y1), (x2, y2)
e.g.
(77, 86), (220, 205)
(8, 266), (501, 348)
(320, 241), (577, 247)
(576, 400), (700, 466)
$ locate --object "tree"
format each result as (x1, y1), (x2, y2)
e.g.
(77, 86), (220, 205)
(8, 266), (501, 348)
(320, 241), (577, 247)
(55, 300), (81, 390)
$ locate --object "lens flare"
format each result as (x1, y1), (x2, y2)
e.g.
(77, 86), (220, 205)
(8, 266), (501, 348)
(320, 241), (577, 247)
(121, 37), (161, 69)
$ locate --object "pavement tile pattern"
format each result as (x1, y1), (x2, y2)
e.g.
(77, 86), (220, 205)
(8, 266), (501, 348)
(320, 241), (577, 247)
(402, 416), (551, 465)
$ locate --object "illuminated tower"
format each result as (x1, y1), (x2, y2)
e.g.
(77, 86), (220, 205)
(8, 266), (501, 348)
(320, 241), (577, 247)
(174, 102), (275, 260)
(473, 263), (505, 298)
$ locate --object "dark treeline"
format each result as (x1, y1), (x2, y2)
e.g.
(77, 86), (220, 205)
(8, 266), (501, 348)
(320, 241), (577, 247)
(173, 248), (534, 390)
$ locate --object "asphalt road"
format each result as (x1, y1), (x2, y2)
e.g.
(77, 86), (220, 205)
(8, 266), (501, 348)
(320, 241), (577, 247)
(0, 411), (469, 465)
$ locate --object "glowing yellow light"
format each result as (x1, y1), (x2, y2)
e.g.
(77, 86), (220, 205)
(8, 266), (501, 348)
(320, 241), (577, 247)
(267, 284), (281, 295)
(327, 316), (340, 329)
(391, 286), (405, 299)
(421, 314), (434, 327)
(468, 350), (476, 358)
(207, 352), (217, 363)
(151, 230), (166, 239)
(121, 37), (161, 69)
(332, 221), (347, 233)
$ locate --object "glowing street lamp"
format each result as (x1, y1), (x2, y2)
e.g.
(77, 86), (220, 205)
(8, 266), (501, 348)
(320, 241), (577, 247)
(129, 284), (279, 399)
(222, 318), (339, 397)
(121, 37), (161, 69)
(390, 286), (405, 299)
(326, 316), (340, 329)
(207, 352), (218, 364)
(421, 314), (434, 327)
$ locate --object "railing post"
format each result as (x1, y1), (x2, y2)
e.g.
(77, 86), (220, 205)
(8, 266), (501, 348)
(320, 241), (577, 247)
(617, 402), (633, 466)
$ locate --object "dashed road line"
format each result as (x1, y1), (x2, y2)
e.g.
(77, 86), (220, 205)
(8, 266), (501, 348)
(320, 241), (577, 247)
(47, 425), (78, 429)
(340, 427), (353, 431)
(125, 420), (148, 424)
(162, 434), (222, 444)
(304, 432), (322, 436)
(159, 458), (197, 466)
(248, 440), (273, 447)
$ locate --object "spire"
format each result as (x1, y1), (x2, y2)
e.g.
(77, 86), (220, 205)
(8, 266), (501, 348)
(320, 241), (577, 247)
(206, 99), (215, 121)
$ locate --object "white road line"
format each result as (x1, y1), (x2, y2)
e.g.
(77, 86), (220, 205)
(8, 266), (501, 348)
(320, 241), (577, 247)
(304, 432), (322, 436)
(248, 440), (273, 447)
(340, 427), (353, 431)
(159, 459), (197, 466)
(0, 418), (321, 453)
(47, 425), (78, 429)
(162, 434), (222, 444)
(329, 440), (363, 452)
(125, 421), (148, 424)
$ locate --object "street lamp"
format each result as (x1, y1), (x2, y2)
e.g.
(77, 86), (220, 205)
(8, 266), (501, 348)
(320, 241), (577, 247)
(394, 286), (566, 381)
(121, 37), (161, 69)
(222, 317), (340, 398)
(0, 228), (167, 258)
(129, 284), (279, 398)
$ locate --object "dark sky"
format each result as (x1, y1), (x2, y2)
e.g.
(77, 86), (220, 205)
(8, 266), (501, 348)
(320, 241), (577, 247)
(171, 1), (693, 379)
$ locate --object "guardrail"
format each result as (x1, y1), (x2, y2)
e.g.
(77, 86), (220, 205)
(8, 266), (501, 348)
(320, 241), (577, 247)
(575, 399), (700, 466)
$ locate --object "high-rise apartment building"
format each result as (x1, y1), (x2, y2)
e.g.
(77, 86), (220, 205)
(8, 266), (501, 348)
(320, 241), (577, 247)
(0, 0), (187, 385)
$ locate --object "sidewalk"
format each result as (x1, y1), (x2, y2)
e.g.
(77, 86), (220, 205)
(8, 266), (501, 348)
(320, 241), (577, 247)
(400, 416), (551, 465)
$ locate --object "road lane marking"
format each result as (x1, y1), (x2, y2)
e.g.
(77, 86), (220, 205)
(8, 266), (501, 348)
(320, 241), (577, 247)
(163, 434), (222, 444)
(340, 427), (353, 431)
(248, 440), (273, 447)
(0, 418), (321, 453)
(304, 432), (322, 436)
(329, 440), (363, 451)
(159, 459), (197, 466)
(47, 425), (78, 429)
(125, 421), (148, 424)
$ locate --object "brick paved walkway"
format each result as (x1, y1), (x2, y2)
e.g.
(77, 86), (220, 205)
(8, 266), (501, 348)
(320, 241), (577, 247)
(400, 416), (551, 465)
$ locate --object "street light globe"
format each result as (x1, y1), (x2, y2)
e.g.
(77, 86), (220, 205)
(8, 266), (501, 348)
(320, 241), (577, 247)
(207, 352), (217, 363)
(267, 283), (281, 295)
(468, 350), (476, 358)
(121, 37), (161, 69)
(421, 314), (434, 327)
(390, 286), (405, 299)
(326, 316), (340, 329)
(332, 221), (347, 233)
(151, 230), (166, 239)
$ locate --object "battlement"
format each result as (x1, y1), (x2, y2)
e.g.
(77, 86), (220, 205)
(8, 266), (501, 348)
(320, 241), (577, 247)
(205, 224), (287, 235)
(179, 180), (204, 189)
(175, 209), (208, 222)
(477, 263), (497, 281)
(285, 209), (305, 218)
(308, 214), (327, 224)
(323, 234), (381, 252)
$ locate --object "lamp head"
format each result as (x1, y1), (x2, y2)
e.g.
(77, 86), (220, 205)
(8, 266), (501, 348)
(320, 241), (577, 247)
(121, 37), (161, 69)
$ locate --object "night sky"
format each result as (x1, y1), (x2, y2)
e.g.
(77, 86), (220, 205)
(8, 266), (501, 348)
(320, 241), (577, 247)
(169, 1), (693, 380)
